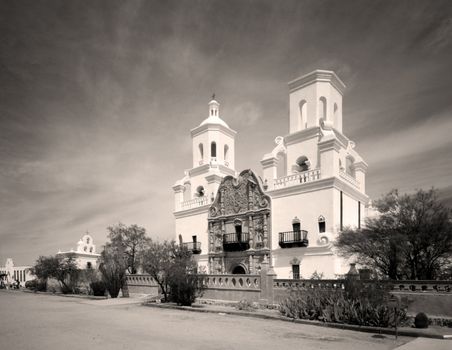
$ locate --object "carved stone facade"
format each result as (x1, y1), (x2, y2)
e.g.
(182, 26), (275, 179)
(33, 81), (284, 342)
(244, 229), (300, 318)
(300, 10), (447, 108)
(208, 170), (271, 274)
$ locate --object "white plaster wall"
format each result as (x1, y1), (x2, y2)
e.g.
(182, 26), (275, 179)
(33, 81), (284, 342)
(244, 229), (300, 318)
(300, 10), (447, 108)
(272, 249), (337, 279)
(270, 187), (335, 250)
(175, 210), (209, 255)
(286, 136), (320, 173)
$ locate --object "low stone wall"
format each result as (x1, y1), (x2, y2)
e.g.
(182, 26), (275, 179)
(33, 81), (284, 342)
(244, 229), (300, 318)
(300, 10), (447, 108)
(201, 274), (262, 302)
(126, 275), (159, 296)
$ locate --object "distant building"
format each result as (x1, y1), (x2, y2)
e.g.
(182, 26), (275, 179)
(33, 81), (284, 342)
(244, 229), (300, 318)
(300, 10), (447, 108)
(0, 258), (33, 286)
(173, 70), (370, 279)
(57, 233), (100, 269)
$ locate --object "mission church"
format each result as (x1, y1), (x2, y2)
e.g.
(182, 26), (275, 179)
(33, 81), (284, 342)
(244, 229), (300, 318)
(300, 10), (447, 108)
(173, 70), (369, 279)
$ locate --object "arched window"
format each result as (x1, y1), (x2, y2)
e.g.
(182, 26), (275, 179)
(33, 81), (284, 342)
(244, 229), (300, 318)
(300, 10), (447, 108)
(87, 262), (92, 269)
(298, 100), (307, 129)
(89, 247), (93, 253)
(199, 143), (204, 161)
(211, 142), (217, 158)
(196, 185), (205, 197)
(296, 156), (310, 172)
(319, 97), (327, 120)
(224, 145), (229, 162)
(318, 215), (326, 233)
(346, 156), (355, 178)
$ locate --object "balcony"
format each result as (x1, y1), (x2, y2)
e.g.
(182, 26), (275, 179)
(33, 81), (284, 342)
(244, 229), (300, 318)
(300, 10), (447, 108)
(273, 169), (321, 190)
(183, 242), (202, 254)
(279, 230), (309, 248)
(223, 233), (250, 252)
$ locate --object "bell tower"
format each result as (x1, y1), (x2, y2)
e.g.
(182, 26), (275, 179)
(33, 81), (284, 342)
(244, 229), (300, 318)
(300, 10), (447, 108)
(173, 96), (237, 270)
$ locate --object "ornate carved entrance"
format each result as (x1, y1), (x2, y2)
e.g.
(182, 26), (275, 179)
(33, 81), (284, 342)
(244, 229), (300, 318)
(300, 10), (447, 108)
(208, 170), (271, 274)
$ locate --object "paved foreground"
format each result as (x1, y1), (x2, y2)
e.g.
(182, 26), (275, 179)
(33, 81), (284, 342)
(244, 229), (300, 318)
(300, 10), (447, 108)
(0, 290), (420, 350)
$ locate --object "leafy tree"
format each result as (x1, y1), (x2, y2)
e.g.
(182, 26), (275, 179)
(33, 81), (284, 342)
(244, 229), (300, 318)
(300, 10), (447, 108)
(32, 254), (80, 293)
(107, 223), (149, 274)
(140, 240), (176, 302)
(98, 242), (128, 298)
(168, 243), (204, 306)
(335, 189), (452, 280)
(140, 238), (204, 305)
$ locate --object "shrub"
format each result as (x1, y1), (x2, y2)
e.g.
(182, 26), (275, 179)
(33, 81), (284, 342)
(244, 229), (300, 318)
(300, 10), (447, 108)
(235, 299), (258, 311)
(90, 281), (107, 296)
(414, 312), (429, 328)
(25, 279), (47, 292)
(279, 285), (407, 328)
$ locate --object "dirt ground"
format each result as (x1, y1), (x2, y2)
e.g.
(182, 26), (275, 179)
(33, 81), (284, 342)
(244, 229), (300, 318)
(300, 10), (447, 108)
(0, 290), (413, 350)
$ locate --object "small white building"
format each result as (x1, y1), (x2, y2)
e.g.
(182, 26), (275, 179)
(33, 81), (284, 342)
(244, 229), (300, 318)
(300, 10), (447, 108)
(57, 233), (100, 269)
(0, 258), (33, 286)
(173, 70), (370, 279)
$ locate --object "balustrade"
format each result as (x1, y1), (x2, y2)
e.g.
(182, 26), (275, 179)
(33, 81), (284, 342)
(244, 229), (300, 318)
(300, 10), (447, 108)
(179, 196), (209, 210)
(273, 169), (321, 190)
(202, 274), (261, 290)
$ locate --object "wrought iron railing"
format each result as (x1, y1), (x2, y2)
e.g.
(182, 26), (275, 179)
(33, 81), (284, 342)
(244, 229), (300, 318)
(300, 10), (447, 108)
(278, 230), (309, 248)
(183, 242), (202, 254)
(223, 233), (250, 251)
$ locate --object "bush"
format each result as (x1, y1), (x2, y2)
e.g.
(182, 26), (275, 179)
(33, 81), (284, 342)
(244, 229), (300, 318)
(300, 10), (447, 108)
(25, 279), (47, 292)
(169, 271), (204, 306)
(279, 285), (407, 328)
(90, 281), (107, 296)
(414, 312), (429, 328)
(235, 299), (258, 311)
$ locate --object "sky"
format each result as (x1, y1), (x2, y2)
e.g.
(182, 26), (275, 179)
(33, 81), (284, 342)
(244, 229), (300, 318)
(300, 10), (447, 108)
(1, 0), (451, 265)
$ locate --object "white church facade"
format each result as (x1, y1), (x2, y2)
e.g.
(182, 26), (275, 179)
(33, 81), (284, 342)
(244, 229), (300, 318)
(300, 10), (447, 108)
(57, 233), (100, 269)
(173, 70), (369, 279)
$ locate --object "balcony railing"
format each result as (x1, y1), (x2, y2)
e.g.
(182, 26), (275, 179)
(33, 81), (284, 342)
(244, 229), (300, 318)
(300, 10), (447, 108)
(223, 232), (250, 251)
(180, 196), (209, 210)
(279, 230), (309, 248)
(183, 242), (202, 254)
(273, 169), (321, 190)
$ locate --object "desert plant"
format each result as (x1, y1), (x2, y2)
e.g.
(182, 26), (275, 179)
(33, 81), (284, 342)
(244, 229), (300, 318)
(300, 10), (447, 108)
(235, 299), (258, 311)
(90, 281), (107, 296)
(279, 285), (407, 327)
(414, 312), (429, 328)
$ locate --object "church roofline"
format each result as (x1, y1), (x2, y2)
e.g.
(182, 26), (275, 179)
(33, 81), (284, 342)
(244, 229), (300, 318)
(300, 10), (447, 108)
(288, 69), (346, 95)
(190, 122), (237, 138)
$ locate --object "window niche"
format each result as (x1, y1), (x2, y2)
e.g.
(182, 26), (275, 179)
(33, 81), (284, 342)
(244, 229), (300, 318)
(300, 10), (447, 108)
(211, 142), (217, 158)
(318, 215), (326, 233)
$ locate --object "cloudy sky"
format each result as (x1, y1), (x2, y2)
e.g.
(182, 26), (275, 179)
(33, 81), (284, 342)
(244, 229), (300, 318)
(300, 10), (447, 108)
(1, 0), (451, 265)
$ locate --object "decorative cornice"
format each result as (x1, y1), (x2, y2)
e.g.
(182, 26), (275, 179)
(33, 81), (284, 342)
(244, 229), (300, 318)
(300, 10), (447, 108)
(205, 174), (223, 184)
(190, 123), (237, 139)
(267, 176), (369, 203)
(318, 138), (342, 153)
(260, 156), (278, 168)
(285, 127), (321, 146)
(189, 164), (211, 177)
(174, 204), (210, 218)
(288, 70), (346, 95)
(354, 161), (368, 173)
(172, 184), (185, 193)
